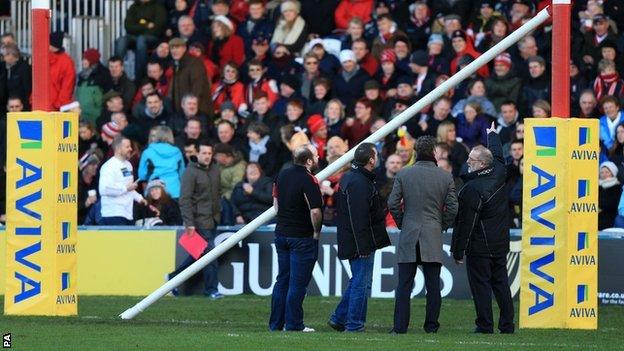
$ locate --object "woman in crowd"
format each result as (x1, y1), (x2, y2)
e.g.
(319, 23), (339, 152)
(437, 120), (469, 177)
(599, 161), (622, 230)
(207, 15), (245, 68)
(451, 78), (497, 118)
(231, 163), (273, 224)
(135, 179), (183, 226)
(375, 49), (399, 99)
(324, 98), (346, 139)
(270, 0), (308, 54)
(243, 121), (279, 177)
(138, 126), (185, 199)
(306, 77), (332, 116)
(212, 62), (246, 115)
(532, 99), (552, 118)
(456, 102), (490, 148)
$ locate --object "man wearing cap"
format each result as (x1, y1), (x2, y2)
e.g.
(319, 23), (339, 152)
(450, 29), (489, 77)
(237, 0), (274, 57)
(114, 0), (166, 82)
(485, 52), (522, 111)
(76, 48), (113, 125)
(308, 38), (341, 78)
(333, 49), (371, 114)
(49, 31), (76, 111)
(427, 34), (450, 75)
(328, 143), (390, 333)
(581, 14), (618, 66)
(168, 38), (213, 117)
(408, 50), (437, 101)
(405, 2), (433, 52)
(363, 80), (385, 118)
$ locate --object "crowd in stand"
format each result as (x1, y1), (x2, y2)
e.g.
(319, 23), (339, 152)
(1, 0), (624, 229)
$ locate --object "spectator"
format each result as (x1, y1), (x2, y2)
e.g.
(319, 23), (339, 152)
(244, 121), (279, 176)
(174, 117), (204, 153)
(599, 161), (621, 229)
(214, 143), (247, 225)
(506, 139), (524, 180)
(76, 49), (112, 124)
(108, 56), (137, 111)
(339, 17), (366, 51)
(245, 59), (278, 109)
(139, 126), (185, 198)
(599, 40), (624, 79)
(450, 29), (489, 77)
(341, 98), (374, 147)
(570, 58), (588, 113)
(208, 15), (246, 68)
(135, 92), (173, 138)
(437, 120), (469, 176)
(168, 38), (213, 117)
(165, 0), (190, 38)
(216, 119), (247, 154)
(281, 98), (307, 131)
(407, 96), (452, 138)
(173, 139), (222, 298)
(375, 49), (399, 98)
(593, 59), (624, 102)
(405, 2), (433, 52)
(426, 34), (450, 76)
(333, 49), (370, 114)
(114, 0), (166, 82)
(496, 101), (521, 145)
(272, 73), (303, 117)
(181, 139), (198, 165)
(408, 50), (437, 101)
(521, 55), (550, 115)
(49, 31), (76, 111)
(136, 179), (183, 226)
(599, 95), (624, 154)
(307, 114), (328, 161)
(212, 62), (246, 115)
(508, 156), (523, 228)
(352, 38), (378, 77)
(147, 60), (170, 97)
(578, 89), (600, 119)
(300, 52), (326, 101)
(151, 40), (173, 70)
(231, 162), (273, 224)
(78, 151), (102, 225)
(502, 121), (524, 159)
(266, 44), (303, 83)
(78, 120), (102, 158)
(237, 0), (274, 57)
(532, 99), (551, 118)
(581, 14), (618, 68)
(98, 135), (146, 225)
(334, 0), (374, 31)
(177, 15), (209, 48)
(362, 80), (384, 118)
(476, 16), (509, 53)
(307, 77), (332, 116)
(452, 78), (497, 118)
(371, 14), (407, 59)
(0, 44), (31, 110)
(512, 35), (538, 81)
(169, 93), (210, 137)
(187, 42), (220, 84)
(307, 39), (341, 79)
(325, 98), (346, 138)
(247, 92), (280, 142)
(271, 0), (308, 54)
(246, 32), (272, 70)
(457, 102), (490, 148)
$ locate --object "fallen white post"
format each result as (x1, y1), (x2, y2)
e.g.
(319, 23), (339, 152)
(119, 7), (551, 320)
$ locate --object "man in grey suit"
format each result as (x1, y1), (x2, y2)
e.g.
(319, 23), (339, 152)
(388, 135), (458, 334)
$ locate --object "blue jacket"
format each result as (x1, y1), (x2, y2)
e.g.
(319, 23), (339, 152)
(600, 112), (623, 152)
(138, 142), (185, 198)
(456, 113), (490, 148)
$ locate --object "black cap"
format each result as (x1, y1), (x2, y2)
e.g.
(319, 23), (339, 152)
(397, 75), (413, 86)
(410, 50), (429, 66)
(481, 0), (494, 8)
(281, 74), (301, 91)
(364, 80), (380, 90)
(451, 30), (467, 41)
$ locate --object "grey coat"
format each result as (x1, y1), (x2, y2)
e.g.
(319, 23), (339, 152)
(388, 160), (458, 263)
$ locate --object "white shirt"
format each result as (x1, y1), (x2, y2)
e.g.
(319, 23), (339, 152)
(98, 156), (143, 220)
(607, 112), (621, 139)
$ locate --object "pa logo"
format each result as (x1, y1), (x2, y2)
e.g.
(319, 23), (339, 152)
(3, 333), (11, 348)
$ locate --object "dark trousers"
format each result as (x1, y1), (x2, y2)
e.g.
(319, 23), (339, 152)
(269, 235), (318, 331)
(114, 34), (159, 82)
(99, 216), (132, 225)
(393, 245), (441, 333)
(466, 255), (515, 333)
(170, 228), (219, 295)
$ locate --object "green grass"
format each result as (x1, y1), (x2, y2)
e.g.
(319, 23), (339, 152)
(1, 296), (622, 350)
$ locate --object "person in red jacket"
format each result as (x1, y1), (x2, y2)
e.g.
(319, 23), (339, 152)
(335, 0), (374, 31)
(212, 62), (246, 115)
(352, 38), (378, 77)
(245, 59), (279, 109)
(450, 30), (489, 78)
(48, 31), (76, 111)
(207, 15), (246, 69)
(188, 42), (220, 83)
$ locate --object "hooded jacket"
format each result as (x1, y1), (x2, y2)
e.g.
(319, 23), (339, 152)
(451, 131), (510, 259)
(138, 142), (186, 198)
(179, 161), (221, 229)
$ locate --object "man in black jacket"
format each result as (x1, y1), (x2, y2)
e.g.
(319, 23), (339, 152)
(451, 122), (515, 334)
(328, 143), (391, 333)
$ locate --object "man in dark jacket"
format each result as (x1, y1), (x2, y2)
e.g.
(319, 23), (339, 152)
(333, 49), (370, 114)
(328, 143), (391, 333)
(108, 56), (136, 112)
(169, 140), (222, 298)
(114, 0), (167, 82)
(0, 44), (31, 110)
(451, 122), (515, 334)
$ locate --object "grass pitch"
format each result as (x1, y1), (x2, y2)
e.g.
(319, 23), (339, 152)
(1, 295), (622, 350)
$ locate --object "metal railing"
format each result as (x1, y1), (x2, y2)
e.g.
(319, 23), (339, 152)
(6, 0), (131, 69)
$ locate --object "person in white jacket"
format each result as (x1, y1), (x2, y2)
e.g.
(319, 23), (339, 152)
(98, 135), (146, 225)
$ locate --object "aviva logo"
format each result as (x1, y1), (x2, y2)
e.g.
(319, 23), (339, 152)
(61, 272), (70, 291)
(578, 179), (589, 199)
(578, 232), (589, 251)
(534, 127), (556, 156)
(577, 284), (588, 303)
(62, 121), (72, 139)
(17, 120), (42, 149)
(579, 127), (590, 146)
(62, 171), (71, 189)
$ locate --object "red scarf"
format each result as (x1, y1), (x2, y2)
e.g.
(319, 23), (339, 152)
(594, 72), (621, 101)
(312, 135), (326, 160)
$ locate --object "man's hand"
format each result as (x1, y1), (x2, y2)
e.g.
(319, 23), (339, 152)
(236, 216), (245, 224)
(147, 22), (155, 29)
(455, 259), (464, 265)
(127, 179), (139, 192)
(149, 205), (161, 217)
(85, 195), (97, 207)
(345, 117), (355, 127)
(186, 226), (196, 236)
(243, 183), (253, 194)
(486, 121), (497, 134)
